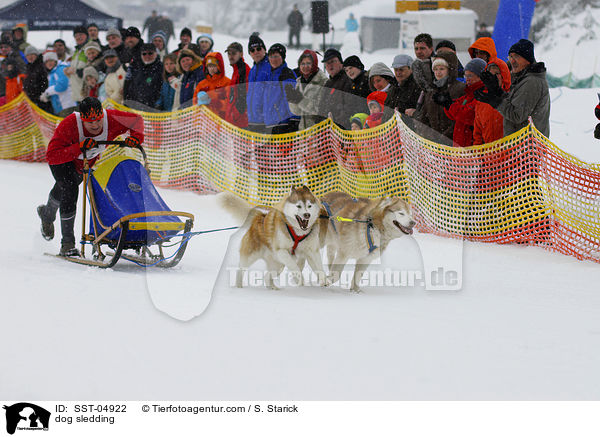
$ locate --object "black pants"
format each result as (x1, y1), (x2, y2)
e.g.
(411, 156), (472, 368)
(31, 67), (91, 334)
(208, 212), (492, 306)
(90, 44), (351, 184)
(288, 29), (301, 48)
(49, 162), (83, 217)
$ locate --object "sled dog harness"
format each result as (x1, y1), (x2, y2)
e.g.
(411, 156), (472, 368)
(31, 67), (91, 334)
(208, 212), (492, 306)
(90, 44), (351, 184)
(286, 225), (312, 255)
(320, 201), (378, 254)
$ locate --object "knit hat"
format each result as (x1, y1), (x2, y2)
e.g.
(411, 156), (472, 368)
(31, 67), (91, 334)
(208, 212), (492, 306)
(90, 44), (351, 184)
(508, 38), (536, 64)
(43, 51), (58, 62)
(125, 26), (141, 39)
(391, 54), (413, 69)
(141, 42), (157, 53)
(226, 42), (243, 53)
(103, 48), (118, 58)
(464, 58), (487, 77)
(73, 25), (88, 36)
(431, 57), (449, 70)
(106, 28), (121, 39)
(248, 32), (266, 51)
(83, 65), (99, 80)
(205, 56), (219, 67)
(435, 39), (456, 52)
(180, 27), (192, 38)
(349, 112), (368, 129)
(343, 55), (364, 70)
(83, 41), (101, 56)
(151, 31), (167, 45)
(367, 91), (387, 111)
(322, 48), (342, 63)
(78, 97), (104, 121)
(24, 46), (39, 56)
(268, 43), (286, 60)
(197, 33), (213, 45)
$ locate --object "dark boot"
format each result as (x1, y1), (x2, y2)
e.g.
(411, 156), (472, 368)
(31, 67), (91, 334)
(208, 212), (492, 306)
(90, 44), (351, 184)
(37, 195), (59, 241)
(59, 213), (79, 257)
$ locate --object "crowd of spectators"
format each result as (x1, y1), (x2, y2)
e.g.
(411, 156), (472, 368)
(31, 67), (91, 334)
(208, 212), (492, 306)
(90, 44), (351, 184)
(0, 20), (550, 145)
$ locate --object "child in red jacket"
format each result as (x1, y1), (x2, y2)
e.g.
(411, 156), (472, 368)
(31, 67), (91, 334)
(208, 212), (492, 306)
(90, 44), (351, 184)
(364, 90), (387, 129)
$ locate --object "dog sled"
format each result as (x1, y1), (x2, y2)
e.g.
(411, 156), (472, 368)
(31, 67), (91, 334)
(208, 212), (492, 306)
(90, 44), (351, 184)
(52, 141), (194, 268)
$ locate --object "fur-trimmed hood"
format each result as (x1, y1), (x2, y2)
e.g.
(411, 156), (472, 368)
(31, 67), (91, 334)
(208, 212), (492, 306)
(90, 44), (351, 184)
(177, 48), (203, 74)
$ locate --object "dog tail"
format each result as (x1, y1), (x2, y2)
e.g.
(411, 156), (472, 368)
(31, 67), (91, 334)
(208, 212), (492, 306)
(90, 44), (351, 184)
(217, 192), (264, 224)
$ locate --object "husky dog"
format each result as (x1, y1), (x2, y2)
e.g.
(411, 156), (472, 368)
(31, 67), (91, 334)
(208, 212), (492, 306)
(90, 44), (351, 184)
(218, 186), (328, 289)
(318, 191), (416, 292)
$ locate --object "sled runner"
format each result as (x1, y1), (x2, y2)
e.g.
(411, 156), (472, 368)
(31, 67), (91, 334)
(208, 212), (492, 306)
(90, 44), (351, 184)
(52, 141), (194, 268)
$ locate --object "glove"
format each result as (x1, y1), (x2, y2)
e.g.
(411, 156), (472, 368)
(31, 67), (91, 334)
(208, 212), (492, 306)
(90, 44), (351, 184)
(594, 123), (600, 140)
(124, 136), (140, 148)
(480, 71), (504, 97)
(196, 91), (211, 106)
(432, 91), (452, 109)
(39, 91), (50, 103)
(80, 138), (98, 152)
(474, 89), (505, 109)
(285, 83), (303, 104)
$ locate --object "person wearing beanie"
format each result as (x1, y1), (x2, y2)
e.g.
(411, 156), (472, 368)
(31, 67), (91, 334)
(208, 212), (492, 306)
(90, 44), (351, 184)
(343, 55), (370, 113)
(436, 57), (486, 147)
(123, 43), (163, 109)
(475, 38), (550, 137)
(349, 112), (368, 130)
(390, 54), (421, 116)
(123, 27), (144, 68)
(224, 42), (250, 128)
(23, 45), (52, 112)
(263, 43), (299, 134)
(100, 49), (126, 104)
(177, 27), (193, 53)
(151, 31), (168, 60)
(176, 48), (205, 108)
(417, 51), (465, 143)
(318, 47), (353, 128)
(246, 32), (270, 133)
(53, 39), (70, 63)
(82, 65), (101, 98)
(364, 90), (387, 129)
(41, 51), (75, 116)
(11, 23), (30, 53)
(193, 52), (231, 120)
(37, 97), (144, 256)
(196, 34), (214, 58)
(105, 28), (129, 65)
(435, 39), (464, 82)
(82, 41), (103, 72)
(287, 49), (328, 130)
(63, 26), (89, 103)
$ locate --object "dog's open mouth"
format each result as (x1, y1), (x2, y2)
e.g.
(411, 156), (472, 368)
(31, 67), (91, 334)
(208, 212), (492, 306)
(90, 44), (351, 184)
(296, 215), (310, 230)
(394, 220), (413, 235)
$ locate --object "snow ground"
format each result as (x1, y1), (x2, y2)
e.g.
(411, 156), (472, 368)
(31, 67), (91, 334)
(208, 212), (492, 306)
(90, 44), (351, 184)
(1, 86), (600, 400)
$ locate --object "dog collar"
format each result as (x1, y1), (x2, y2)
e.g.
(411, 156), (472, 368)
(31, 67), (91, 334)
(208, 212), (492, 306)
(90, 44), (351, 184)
(286, 224), (311, 256)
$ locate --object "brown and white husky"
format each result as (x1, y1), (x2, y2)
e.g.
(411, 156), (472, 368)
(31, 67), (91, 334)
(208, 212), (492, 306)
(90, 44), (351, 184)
(218, 186), (328, 289)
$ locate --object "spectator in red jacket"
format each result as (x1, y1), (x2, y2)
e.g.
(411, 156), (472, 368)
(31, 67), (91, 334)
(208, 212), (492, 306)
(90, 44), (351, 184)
(473, 60), (511, 145)
(442, 58), (487, 147)
(224, 42), (250, 128)
(36, 97), (144, 256)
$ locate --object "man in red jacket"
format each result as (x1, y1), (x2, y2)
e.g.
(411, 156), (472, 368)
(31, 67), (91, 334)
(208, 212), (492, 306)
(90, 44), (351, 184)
(37, 97), (144, 256)
(224, 42), (250, 128)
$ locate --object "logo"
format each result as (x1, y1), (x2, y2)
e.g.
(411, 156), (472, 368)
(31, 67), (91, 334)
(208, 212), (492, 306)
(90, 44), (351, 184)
(128, 182), (142, 192)
(3, 403), (50, 435)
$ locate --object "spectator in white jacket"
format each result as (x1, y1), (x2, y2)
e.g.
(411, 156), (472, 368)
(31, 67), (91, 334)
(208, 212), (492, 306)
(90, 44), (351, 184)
(99, 49), (126, 104)
(40, 51), (75, 116)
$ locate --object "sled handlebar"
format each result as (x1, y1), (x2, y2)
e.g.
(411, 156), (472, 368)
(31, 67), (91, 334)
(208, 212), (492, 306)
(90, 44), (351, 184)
(85, 141), (150, 174)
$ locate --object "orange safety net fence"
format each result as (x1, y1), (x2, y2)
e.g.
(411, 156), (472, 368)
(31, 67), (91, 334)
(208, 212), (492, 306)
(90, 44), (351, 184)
(1, 93), (599, 263)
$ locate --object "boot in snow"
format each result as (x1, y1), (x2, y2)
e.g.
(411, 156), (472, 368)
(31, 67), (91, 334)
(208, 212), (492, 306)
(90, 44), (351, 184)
(59, 242), (80, 257)
(37, 205), (55, 241)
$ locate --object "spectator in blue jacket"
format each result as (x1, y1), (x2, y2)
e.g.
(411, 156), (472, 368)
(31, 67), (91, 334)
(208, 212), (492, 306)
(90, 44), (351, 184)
(177, 48), (205, 108)
(264, 43), (299, 134)
(40, 51), (75, 116)
(155, 53), (181, 111)
(246, 33), (270, 133)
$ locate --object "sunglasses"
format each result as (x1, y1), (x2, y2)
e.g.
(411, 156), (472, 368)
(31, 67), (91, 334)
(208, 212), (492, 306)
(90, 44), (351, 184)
(249, 47), (263, 53)
(142, 51), (156, 56)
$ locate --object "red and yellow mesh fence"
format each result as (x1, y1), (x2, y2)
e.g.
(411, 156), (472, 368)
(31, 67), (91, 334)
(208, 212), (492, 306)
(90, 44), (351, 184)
(2, 93), (600, 263)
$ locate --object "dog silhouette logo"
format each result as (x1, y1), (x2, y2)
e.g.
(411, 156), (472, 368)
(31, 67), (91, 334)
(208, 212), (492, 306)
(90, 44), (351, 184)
(3, 403), (50, 435)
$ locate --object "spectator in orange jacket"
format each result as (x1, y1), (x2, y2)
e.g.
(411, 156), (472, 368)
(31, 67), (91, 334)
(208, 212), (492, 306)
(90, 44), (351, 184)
(473, 60), (511, 145)
(468, 36), (511, 145)
(193, 52), (231, 119)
